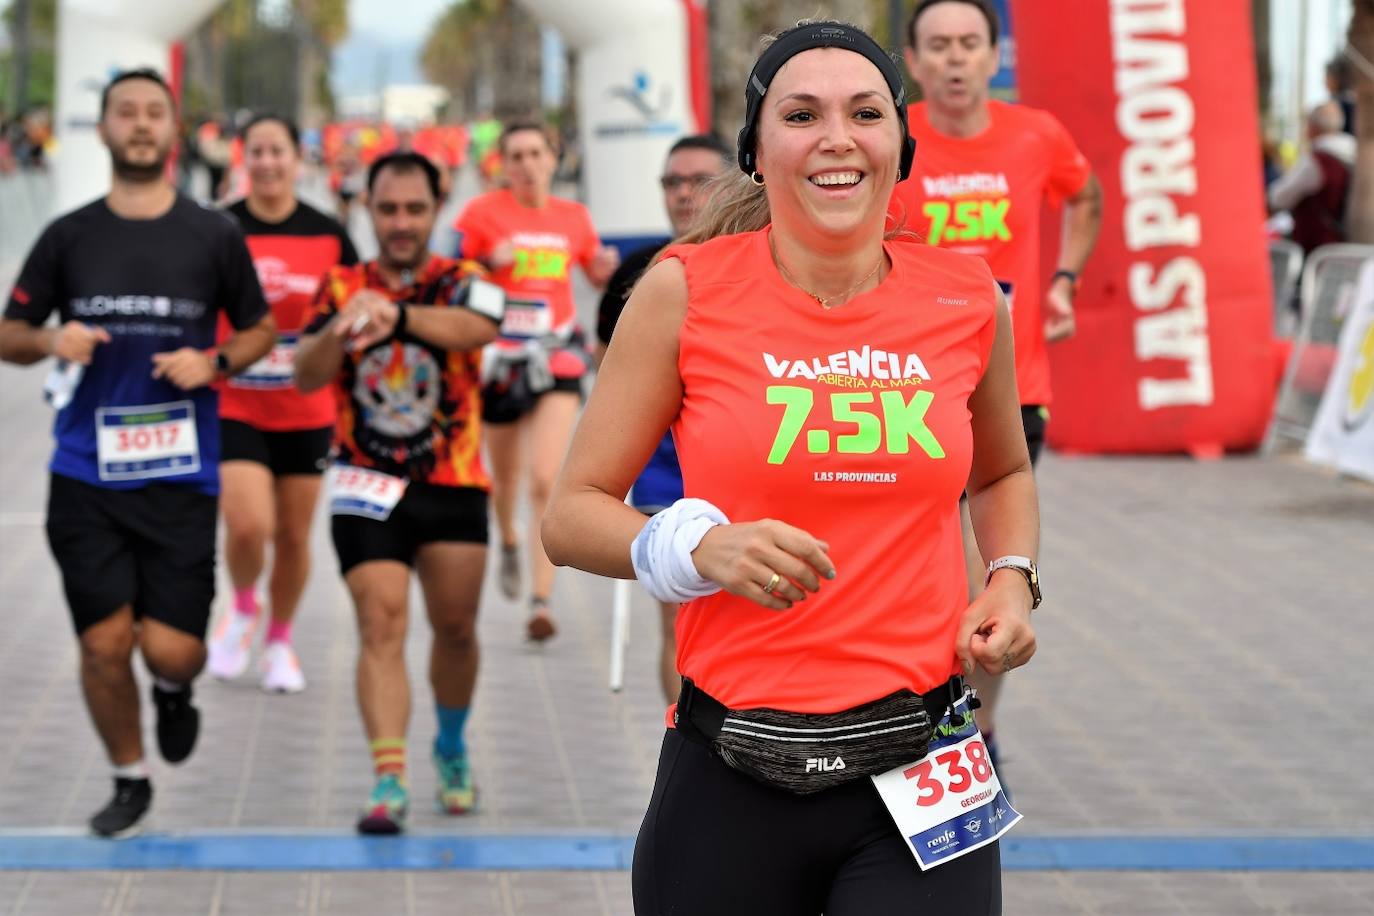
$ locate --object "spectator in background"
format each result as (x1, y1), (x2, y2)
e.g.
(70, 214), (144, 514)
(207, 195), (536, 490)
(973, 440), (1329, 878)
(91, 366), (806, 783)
(197, 118), (232, 200)
(1327, 55), (1357, 136)
(1269, 101), (1355, 255)
(0, 113), (15, 174)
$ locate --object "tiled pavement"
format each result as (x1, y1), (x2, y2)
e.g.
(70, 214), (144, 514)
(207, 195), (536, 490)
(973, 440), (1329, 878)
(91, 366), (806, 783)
(3, 174), (1374, 913)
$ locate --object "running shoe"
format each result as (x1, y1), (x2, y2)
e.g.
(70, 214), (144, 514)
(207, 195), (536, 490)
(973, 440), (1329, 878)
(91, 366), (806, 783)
(89, 777), (152, 839)
(356, 773), (409, 835)
(152, 683), (200, 764)
(526, 597), (557, 643)
(498, 544), (521, 599)
(207, 610), (257, 680)
(433, 747), (476, 815)
(259, 642), (306, 695)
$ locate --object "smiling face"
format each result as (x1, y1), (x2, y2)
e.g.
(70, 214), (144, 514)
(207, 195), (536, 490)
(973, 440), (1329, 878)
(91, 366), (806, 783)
(905, 1), (999, 119)
(99, 77), (177, 182)
(753, 47), (902, 243)
(245, 119), (300, 203)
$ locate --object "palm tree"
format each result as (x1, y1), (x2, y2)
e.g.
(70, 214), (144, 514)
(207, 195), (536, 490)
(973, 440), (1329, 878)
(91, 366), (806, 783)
(294, 0), (349, 126)
(421, 0), (541, 121)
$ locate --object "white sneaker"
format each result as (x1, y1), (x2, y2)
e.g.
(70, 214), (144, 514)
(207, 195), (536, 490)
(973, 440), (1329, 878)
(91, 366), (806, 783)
(207, 611), (257, 680)
(259, 642), (306, 694)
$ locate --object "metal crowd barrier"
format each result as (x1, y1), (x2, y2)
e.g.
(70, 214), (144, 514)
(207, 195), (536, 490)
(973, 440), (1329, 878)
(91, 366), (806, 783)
(0, 170), (54, 280)
(1269, 238), (1304, 339)
(1263, 243), (1374, 454)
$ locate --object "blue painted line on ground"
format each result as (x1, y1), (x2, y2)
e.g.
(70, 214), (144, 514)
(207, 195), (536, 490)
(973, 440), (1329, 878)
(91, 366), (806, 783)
(0, 834), (1372, 871)
(0, 834), (635, 872)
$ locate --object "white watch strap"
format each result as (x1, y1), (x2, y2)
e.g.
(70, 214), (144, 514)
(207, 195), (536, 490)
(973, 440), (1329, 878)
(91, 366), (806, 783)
(985, 555), (1034, 587)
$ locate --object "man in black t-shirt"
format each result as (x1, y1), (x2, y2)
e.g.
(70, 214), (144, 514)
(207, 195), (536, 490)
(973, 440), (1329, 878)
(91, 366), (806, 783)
(0, 69), (274, 838)
(594, 134), (729, 702)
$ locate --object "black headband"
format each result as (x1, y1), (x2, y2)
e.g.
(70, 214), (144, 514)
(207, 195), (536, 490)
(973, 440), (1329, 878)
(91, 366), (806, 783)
(737, 23), (916, 181)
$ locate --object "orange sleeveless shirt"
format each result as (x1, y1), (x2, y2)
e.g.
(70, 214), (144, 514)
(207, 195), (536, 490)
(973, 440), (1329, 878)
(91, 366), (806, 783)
(666, 228), (998, 714)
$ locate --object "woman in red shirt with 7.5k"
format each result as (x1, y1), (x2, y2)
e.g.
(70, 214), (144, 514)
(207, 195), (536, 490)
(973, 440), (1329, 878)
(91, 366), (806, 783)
(544, 20), (1039, 915)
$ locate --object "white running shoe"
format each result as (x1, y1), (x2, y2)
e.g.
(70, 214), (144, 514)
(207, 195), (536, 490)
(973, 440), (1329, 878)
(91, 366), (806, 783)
(207, 611), (257, 680)
(259, 642), (306, 694)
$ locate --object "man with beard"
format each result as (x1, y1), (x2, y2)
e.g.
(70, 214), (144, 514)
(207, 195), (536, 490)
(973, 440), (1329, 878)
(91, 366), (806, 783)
(295, 152), (505, 834)
(0, 69), (276, 838)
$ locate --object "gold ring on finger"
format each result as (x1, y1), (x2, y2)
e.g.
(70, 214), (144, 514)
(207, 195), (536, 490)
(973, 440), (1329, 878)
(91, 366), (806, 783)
(762, 572), (782, 594)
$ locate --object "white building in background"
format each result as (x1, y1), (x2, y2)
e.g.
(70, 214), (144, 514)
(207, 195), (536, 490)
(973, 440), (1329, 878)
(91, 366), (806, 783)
(337, 84), (449, 124)
(1269, 0), (1355, 145)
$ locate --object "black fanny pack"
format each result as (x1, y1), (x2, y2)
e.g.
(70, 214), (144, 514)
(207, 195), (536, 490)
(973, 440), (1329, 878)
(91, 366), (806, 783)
(674, 677), (972, 795)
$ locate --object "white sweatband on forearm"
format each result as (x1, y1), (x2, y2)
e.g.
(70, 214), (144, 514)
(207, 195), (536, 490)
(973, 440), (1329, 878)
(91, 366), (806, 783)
(630, 498), (730, 604)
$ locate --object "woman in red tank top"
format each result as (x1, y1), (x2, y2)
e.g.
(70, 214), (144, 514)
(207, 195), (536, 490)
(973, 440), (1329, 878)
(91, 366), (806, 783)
(545, 20), (1038, 915)
(208, 115), (358, 696)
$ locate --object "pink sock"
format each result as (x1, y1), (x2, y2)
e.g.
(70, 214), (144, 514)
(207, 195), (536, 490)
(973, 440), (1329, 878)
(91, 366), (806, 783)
(265, 619), (293, 645)
(233, 586), (258, 618)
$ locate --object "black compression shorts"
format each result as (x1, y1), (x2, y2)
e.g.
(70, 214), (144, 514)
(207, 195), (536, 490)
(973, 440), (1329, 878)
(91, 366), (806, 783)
(481, 373), (582, 425)
(633, 728), (1000, 914)
(45, 473), (217, 638)
(220, 419), (333, 477)
(1022, 404), (1048, 467)
(331, 480), (489, 574)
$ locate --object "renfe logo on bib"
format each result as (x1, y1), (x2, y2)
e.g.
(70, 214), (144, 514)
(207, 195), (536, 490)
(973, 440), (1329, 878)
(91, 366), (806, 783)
(871, 695), (1021, 870)
(95, 401), (201, 482)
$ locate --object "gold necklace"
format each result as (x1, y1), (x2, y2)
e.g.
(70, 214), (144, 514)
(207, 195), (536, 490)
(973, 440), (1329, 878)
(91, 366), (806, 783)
(770, 236), (884, 310)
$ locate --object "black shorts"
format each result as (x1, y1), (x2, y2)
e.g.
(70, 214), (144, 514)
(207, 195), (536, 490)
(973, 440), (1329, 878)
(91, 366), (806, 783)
(331, 480), (490, 574)
(633, 729), (1000, 914)
(45, 473), (217, 638)
(220, 419), (333, 476)
(1022, 404), (1048, 467)
(481, 371), (582, 425)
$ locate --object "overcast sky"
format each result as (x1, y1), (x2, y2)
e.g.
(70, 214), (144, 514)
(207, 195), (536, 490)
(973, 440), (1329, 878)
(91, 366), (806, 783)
(348, 0), (452, 45)
(331, 0), (454, 97)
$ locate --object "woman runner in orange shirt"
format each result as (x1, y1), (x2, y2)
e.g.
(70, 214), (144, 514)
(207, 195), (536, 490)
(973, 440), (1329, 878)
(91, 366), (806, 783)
(545, 21), (1039, 914)
(454, 122), (619, 642)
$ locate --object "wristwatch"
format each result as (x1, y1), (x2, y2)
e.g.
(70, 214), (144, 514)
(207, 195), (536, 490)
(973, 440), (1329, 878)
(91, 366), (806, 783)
(1050, 269), (1080, 292)
(985, 556), (1041, 610)
(212, 349), (231, 379)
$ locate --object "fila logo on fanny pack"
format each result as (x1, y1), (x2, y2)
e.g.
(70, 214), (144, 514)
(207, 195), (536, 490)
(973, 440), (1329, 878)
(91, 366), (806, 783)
(805, 756), (846, 773)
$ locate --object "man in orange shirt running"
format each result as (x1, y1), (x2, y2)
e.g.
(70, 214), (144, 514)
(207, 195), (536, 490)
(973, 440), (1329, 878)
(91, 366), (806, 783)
(891, 0), (1102, 766)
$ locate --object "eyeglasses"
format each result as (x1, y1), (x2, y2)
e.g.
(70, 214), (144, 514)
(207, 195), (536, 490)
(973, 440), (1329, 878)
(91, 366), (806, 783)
(659, 173), (716, 191)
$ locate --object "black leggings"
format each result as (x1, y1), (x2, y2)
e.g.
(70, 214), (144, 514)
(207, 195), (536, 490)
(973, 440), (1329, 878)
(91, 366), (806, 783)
(632, 729), (1001, 915)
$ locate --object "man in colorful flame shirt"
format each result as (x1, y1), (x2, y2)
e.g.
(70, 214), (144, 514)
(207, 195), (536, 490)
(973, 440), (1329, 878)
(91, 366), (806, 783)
(295, 152), (505, 834)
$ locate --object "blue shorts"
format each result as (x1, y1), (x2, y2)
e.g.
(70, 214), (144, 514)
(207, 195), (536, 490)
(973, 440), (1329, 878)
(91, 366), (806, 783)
(631, 432), (682, 514)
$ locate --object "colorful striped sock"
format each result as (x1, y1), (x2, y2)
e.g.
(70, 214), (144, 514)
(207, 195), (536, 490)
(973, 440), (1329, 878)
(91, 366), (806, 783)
(265, 618), (292, 645)
(434, 704), (470, 757)
(370, 738), (407, 785)
(233, 586), (258, 618)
